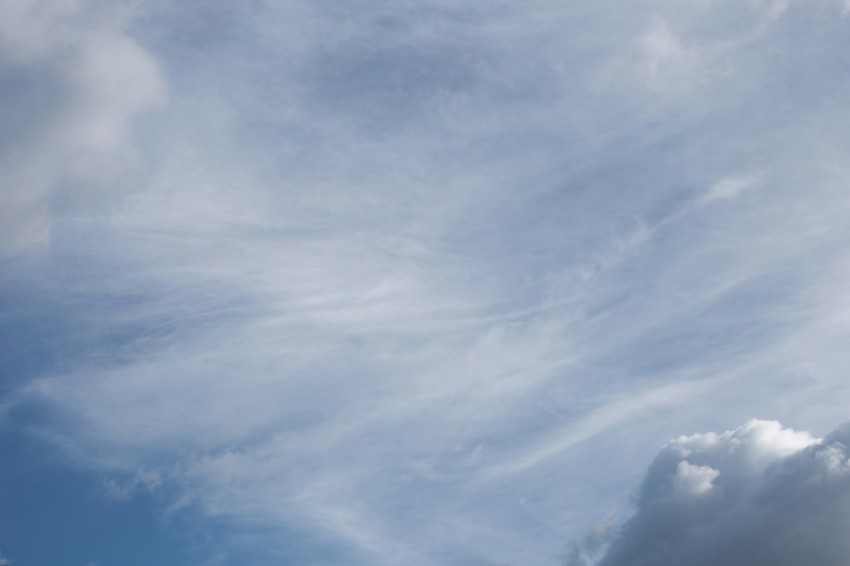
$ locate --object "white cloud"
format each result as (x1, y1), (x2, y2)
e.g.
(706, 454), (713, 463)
(702, 172), (765, 203)
(0, 0), (166, 252)
(638, 20), (703, 92)
(672, 461), (718, 496)
(474, 378), (725, 483)
(5, 0), (850, 564)
(572, 420), (850, 566)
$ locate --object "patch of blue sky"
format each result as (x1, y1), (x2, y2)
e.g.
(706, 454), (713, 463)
(0, 430), (199, 566)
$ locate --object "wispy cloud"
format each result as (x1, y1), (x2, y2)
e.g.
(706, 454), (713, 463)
(98, 469), (163, 501)
(702, 172), (765, 203)
(3, 0), (850, 564)
(0, 0), (166, 252)
(473, 378), (725, 484)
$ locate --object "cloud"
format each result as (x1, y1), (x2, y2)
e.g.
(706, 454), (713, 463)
(0, 0), (166, 252)
(5, 0), (850, 565)
(637, 20), (703, 92)
(702, 172), (764, 203)
(573, 420), (850, 566)
(99, 468), (163, 500)
(473, 378), (726, 484)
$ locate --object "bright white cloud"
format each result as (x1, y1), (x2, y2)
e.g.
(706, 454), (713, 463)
(672, 461), (718, 496)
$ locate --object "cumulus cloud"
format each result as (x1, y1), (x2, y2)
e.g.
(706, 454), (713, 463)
(572, 420), (850, 566)
(0, 0), (166, 252)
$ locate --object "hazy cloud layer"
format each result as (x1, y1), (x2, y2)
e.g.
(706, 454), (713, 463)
(0, 0), (165, 251)
(2, 0), (850, 565)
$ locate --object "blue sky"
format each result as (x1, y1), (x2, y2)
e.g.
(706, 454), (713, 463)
(3, 1), (850, 564)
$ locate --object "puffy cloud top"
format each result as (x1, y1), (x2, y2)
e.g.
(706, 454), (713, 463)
(580, 420), (850, 566)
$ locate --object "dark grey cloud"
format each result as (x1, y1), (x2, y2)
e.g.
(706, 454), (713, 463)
(573, 420), (850, 566)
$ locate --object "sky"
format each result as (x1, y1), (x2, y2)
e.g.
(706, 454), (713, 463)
(2, 0), (850, 564)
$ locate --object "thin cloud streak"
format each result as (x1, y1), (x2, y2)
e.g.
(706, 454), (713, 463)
(3, 0), (850, 564)
(473, 378), (726, 484)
